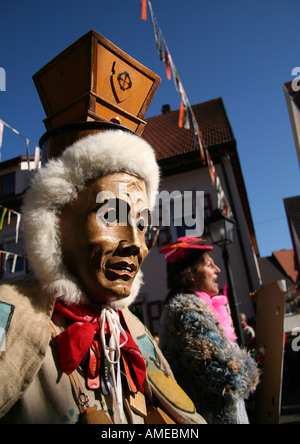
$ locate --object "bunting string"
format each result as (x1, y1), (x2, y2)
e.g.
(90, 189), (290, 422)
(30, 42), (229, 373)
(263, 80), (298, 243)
(141, 1), (233, 218)
(0, 119), (41, 169)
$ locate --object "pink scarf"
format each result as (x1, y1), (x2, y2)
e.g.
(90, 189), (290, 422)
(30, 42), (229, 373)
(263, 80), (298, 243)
(195, 292), (237, 343)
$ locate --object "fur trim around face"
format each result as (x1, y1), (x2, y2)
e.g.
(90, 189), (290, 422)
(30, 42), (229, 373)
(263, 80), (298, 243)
(22, 130), (160, 308)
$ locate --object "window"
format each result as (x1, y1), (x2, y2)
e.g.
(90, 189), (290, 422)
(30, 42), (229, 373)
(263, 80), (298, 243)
(0, 173), (15, 197)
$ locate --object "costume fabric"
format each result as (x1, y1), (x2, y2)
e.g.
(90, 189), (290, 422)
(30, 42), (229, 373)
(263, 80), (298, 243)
(0, 279), (206, 424)
(53, 301), (146, 391)
(160, 292), (260, 424)
(195, 292), (237, 343)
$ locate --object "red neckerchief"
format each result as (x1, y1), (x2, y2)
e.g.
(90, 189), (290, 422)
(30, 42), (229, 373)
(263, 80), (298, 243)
(52, 301), (146, 393)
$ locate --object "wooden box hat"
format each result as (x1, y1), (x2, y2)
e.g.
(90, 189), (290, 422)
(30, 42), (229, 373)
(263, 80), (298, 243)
(33, 30), (160, 162)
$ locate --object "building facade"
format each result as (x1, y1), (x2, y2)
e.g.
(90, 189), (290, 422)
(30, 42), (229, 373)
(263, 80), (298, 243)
(138, 98), (261, 334)
(0, 98), (261, 335)
(0, 156), (36, 281)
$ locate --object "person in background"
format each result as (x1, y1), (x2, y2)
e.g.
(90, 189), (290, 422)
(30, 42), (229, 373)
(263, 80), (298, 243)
(159, 237), (260, 424)
(240, 313), (256, 350)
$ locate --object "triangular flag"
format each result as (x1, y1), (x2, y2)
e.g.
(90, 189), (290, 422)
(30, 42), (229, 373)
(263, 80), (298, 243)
(0, 207), (7, 230)
(4, 253), (9, 272)
(148, 1), (158, 43)
(208, 154), (216, 186)
(25, 138), (31, 171)
(198, 131), (207, 166)
(7, 209), (12, 225)
(34, 146), (40, 169)
(158, 31), (164, 61)
(141, 0), (147, 20)
(15, 213), (21, 243)
(168, 53), (179, 92)
(183, 107), (190, 130)
(215, 175), (233, 219)
(178, 100), (185, 128)
(11, 254), (17, 274)
(164, 44), (171, 80)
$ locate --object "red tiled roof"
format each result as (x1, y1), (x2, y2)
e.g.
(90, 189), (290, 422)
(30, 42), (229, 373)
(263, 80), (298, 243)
(273, 249), (299, 284)
(142, 98), (235, 161)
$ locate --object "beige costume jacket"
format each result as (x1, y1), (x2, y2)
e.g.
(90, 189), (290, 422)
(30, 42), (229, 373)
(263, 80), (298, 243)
(0, 277), (205, 424)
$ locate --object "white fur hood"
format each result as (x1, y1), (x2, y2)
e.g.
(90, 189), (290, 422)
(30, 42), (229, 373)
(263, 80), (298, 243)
(22, 130), (160, 310)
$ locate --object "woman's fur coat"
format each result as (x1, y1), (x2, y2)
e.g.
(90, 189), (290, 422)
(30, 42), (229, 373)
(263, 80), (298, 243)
(159, 293), (260, 424)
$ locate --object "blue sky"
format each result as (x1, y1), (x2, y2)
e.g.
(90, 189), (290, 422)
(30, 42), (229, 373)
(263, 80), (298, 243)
(0, 0), (299, 257)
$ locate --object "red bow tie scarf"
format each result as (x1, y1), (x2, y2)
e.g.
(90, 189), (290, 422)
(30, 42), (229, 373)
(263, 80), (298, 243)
(53, 301), (146, 422)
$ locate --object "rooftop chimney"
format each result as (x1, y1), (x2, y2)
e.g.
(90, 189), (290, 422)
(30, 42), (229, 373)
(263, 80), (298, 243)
(162, 104), (171, 115)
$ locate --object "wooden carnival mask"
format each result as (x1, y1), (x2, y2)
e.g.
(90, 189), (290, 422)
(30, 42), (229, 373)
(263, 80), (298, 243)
(59, 172), (150, 305)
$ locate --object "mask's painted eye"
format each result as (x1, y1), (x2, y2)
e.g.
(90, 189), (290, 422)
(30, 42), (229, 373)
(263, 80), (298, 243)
(96, 198), (130, 226)
(136, 208), (150, 232)
(137, 219), (146, 232)
(103, 208), (118, 224)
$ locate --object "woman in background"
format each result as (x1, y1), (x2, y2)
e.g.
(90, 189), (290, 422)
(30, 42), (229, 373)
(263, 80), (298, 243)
(159, 237), (260, 424)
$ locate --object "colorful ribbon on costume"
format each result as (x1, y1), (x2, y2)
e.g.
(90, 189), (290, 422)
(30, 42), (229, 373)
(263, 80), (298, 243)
(53, 301), (146, 423)
(99, 306), (128, 423)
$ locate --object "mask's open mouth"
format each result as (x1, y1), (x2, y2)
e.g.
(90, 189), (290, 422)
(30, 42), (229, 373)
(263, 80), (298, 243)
(105, 261), (137, 279)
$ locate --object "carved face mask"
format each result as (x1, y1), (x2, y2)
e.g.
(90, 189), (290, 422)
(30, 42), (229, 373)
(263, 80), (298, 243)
(59, 172), (149, 305)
